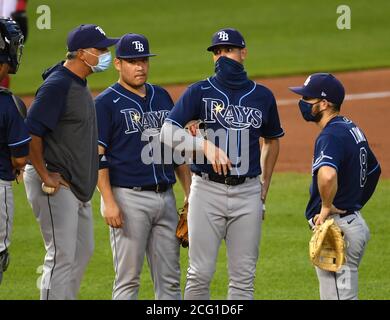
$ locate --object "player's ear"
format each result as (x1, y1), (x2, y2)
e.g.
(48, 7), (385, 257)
(114, 58), (121, 72)
(323, 99), (332, 109)
(77, 49), (86, 61)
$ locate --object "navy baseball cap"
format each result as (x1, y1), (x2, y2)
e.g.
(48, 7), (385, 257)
(289, 73), (345, 106)
(207, 28), (246, 51)
(115, 33), (156, 59)
(67, 24), (119, 51)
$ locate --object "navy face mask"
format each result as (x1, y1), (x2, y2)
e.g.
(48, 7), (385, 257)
(299, 99), (324, 122)
(214, 56), (251, 89)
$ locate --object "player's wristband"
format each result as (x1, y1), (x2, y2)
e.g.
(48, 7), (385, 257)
(99, 154), (109, 170)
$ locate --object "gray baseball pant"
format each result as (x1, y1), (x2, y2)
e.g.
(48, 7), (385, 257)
(184, 174), (263, 300)
(23, 164), (94, 300)
(315, 211), (370, 300)
(104, 186), (181, 300)
(0, 179), (13, 254)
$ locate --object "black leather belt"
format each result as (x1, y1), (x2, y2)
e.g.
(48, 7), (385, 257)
(308, 211), (358, 229)
(195, 172), (253, 186)
(116, 184), (171, 193)
(339, 211), (357, 218)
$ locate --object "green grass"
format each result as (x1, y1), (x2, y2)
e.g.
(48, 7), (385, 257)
(10, 0), (390, 94)
(1, 172), (389, 299)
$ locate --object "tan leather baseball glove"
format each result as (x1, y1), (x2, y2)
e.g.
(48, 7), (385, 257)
(309, 217), (346, 272)
(176, 201), (189, 248)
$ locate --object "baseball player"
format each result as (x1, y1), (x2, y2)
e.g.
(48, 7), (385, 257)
(0, 17), (29, 285)
(23, 24), (119, 300)
(96, 33), (191, 299)
(0, 0), (28, 88)
(161, 28), (284, 299)
(289, 73), (381, 300)
(95, 33), (191, 300)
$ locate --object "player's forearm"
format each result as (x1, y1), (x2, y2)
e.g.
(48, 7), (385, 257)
(97, 168), (117, 205)
(11, 156), (28, 169)
(160, 121), (204, 152)
(174, 164), (192, 202)
(29, 135), (50, 180)
(260, 138), (280, 186)
(318, 166), (338, 212)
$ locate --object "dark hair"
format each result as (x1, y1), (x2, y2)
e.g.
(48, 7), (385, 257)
(328, 101), (341, 111)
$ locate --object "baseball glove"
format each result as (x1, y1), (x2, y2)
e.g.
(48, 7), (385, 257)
(309, 217), (346, 272)
(176, 201), (189, 248)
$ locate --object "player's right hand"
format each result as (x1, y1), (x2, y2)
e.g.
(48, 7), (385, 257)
(42, 172), (69, 195)
(203, 140), (232, 176)
(103, 201), (124, 228)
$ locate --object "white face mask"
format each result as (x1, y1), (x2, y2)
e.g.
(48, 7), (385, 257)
(83, 50), (112, 72)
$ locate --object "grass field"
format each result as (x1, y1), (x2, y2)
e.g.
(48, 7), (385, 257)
(10, 0), (390, 94)
(0, 173), (389, 300)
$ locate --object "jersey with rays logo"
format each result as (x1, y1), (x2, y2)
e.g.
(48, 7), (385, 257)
(95, 82), (176, 187)
(166, 76), (284, 177)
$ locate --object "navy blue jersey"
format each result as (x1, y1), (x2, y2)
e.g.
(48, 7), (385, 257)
(0, 93), (31, 181)
(166, 76), (284, 177)
(95, 82), (176, 187)
(305, 116), (381, 219)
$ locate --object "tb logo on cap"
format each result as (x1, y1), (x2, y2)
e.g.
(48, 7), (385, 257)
(304, 76), (311, 86)
(218, 31), (229, 41)
(95, 26), (106, 36)
(132, 41), (144, 52)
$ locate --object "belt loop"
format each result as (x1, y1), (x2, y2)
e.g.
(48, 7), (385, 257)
(156, 184), (160, 193)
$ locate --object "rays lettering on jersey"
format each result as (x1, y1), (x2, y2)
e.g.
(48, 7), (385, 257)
(202, 98), (262, 130)
(121, 108), (170, 134)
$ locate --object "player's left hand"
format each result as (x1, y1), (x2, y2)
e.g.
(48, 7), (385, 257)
(315, 204), (347, 225)
(315, 207), (332, 226)
(330, 204), (347, 215)
(187, 120), (205, 138)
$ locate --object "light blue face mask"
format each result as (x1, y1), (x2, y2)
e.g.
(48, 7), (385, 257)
(83, 50), (112, 73)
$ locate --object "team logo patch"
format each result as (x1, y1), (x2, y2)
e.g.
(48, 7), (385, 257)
(95, 26), (106, 36)
(132, 41), (144, 52)
(218, 31), (229, 41)
(312, 151), (333, 171)
(121, 109), (170, 135)
(202, 98), (262, 130)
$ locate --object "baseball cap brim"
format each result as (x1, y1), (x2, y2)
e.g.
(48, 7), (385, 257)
(289, 86), (319, 98)
(207, 42), (245, 51)
(117, 53), (157, 59)
(93, 37), (120, 49)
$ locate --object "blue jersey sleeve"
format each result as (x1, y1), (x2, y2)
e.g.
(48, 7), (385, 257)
(160, 87), (174, 108)
(165, 84), (201, 128)
(95, 97), (112, 148)
(312, 134), (344, 173)
(6, 100), (31, 157)
(25, 83), (68, 137)
(261, 94), (285, 139)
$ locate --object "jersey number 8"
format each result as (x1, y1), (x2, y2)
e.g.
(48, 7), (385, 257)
(359, 147), (368, 187)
